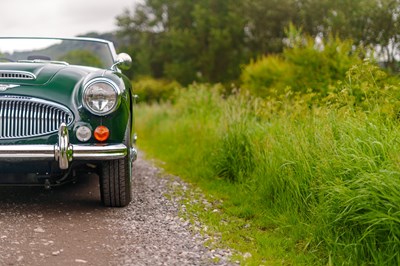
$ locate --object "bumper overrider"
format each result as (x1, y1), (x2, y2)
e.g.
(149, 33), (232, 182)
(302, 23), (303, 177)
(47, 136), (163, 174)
(0, 123), (137, 170)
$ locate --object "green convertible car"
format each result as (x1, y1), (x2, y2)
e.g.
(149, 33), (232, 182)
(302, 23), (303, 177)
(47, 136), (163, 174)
(0, 37), (137, 207)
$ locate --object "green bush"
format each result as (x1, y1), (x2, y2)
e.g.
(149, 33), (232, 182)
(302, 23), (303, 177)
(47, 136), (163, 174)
(132, 76), (181, 103)
(240, 55), (293, 97)
(285, 35), (359, 94)
(241, 32), (362, 97)
(323, 60), (400, 118)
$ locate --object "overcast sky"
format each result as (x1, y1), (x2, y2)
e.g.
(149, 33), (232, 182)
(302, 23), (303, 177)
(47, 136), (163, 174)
(1, 0), (139, 37)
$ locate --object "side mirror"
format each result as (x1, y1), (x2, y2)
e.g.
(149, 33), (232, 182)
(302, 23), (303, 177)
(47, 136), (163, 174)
(112, 53), (132, 70)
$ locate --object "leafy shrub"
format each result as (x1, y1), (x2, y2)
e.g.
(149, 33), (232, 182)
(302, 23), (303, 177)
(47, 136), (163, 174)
(132, 76), (181, 103)
(323, 60), (400, 118)
(240, 55), (293, 97)
(241, 30), (362, 97)
(285, 35), (360, 94)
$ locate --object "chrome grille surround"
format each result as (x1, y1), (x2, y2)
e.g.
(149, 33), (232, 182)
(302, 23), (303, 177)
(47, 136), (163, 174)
(0, 71), (36, 80)
(0, 96), (74, 139)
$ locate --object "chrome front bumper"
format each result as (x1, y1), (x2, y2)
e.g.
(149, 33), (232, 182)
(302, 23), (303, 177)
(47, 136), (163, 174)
(0, 123), (137, 170)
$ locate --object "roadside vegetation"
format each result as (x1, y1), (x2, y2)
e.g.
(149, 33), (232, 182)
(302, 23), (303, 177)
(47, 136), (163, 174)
(134, 36), (400, 265)
(111, 0), (400, 264)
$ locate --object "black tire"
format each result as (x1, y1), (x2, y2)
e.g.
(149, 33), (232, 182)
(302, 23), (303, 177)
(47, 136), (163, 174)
(99, 156), (132, 207)
(99, 121), (133, 207)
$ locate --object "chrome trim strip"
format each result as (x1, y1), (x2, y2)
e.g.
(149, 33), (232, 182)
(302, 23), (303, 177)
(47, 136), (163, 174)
(72, 144), (128, 160)
(0, 122), (133, 169)
(0, 36), (114, 45)
(0, 144), (128, 161)
(17, 60), (69, 66)
(0, 145), (55, 159)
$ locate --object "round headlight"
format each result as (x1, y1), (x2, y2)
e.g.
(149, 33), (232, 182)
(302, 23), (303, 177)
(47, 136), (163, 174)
(83, 78), (120, 115)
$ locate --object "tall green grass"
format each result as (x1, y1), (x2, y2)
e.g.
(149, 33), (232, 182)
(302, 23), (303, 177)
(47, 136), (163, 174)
(135, 67), (400, 264)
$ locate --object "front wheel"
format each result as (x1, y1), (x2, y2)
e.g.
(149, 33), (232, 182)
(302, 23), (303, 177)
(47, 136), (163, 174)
(99, 156), (132, 207)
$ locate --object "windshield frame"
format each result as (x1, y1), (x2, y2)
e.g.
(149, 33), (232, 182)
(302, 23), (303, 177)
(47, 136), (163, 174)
(0, 37), (118, 69)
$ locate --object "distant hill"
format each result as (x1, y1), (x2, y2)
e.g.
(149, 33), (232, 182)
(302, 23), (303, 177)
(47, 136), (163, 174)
(77, 32), (126, 51)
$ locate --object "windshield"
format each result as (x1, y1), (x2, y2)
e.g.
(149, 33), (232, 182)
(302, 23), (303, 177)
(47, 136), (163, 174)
(0, 37), (116, 68)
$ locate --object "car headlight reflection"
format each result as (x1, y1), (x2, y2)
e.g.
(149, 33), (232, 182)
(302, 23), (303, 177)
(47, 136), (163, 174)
(83, 78), (120, 115)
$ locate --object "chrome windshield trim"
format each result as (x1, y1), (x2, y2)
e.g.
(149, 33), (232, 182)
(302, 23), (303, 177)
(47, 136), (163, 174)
(0, 36), (113, 45)
(0, 37), (118, 66)
(17, 60), (69, 66)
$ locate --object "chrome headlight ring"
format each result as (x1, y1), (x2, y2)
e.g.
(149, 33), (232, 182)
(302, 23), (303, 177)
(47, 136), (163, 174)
(83, 78), (121, 116)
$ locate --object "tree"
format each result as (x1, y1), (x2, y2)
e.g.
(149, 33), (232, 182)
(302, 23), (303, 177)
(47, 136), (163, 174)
(116, 0), (400, 83)
(299, 0), (400, 68)
(242, 0), (299, 55)
(116, 0), (247, 84)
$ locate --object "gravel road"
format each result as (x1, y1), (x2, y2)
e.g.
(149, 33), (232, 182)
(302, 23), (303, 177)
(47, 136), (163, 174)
(0, 157), (235, 266)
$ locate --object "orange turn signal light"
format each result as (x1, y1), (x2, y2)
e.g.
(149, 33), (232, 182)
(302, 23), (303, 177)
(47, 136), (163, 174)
(94, 125), (110, 142)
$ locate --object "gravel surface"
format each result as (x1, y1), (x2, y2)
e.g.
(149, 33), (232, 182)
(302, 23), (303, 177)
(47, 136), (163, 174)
(0, 156), (236, 266)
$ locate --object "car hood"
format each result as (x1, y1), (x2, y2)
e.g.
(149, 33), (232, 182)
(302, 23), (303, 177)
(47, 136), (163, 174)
(0, 62), (126, 116)
(0, 62), (99, 86)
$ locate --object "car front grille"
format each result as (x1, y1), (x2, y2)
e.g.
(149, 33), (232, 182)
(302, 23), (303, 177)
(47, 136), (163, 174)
(0, 96), (73, 139)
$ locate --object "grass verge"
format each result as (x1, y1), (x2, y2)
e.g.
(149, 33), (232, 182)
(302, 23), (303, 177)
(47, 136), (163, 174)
(135, 80), (400, 265)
